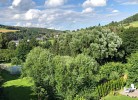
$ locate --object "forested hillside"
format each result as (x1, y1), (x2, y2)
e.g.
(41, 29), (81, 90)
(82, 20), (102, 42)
(121, 13), (138, 24)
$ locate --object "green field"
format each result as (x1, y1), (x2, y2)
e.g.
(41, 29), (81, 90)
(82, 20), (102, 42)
(125, 21), (138, 28)
(0, 28), (19, 33)
(103, 95), (138, 100)
(1, 70), (35, 100)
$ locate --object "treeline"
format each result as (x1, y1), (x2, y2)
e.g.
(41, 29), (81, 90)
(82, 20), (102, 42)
(51, 27), (123, 64)
(0, 24), (61, 45)
(0, 24), (62, 63)
(120, 13), (138, 24)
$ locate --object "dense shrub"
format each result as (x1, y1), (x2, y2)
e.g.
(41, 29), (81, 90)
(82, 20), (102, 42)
(52, 28), (122, 64)
(120, 27), (138, 54)
(99, 62), (126, 83)
(127, 52), (138, 87)
(96, 78), (125, 99)
(23, 47), (100, 100)
(11, 57), (22, 65)
(0, 49), (15, 62)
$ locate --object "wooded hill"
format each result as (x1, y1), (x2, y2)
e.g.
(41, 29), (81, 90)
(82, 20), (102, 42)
(121, 13), (138, 24)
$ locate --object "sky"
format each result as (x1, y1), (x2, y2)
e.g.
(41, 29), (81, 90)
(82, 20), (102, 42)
(0, 0), (138, 30)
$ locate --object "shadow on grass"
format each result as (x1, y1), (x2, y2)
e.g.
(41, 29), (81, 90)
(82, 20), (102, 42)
(3, 86), (37, 100)
(1, 70), (37, 100)
(1, 70), (20, 82)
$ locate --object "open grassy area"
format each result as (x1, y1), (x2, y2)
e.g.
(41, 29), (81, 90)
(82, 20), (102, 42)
(0, 63), (12, 67)
(125, 21), (138, 28)
(129, 21), (138, 27)
(0, 28), (19, 33)
(103, 95), (138, 100)
(1, 70), (36, 100)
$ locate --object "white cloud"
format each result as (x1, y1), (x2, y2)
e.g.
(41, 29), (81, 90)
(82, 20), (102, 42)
(12, 0), (21, 6)
(82, 7), (94, 13)
(82, 0), (107, 8)
(115, 0), (138, 5)
(25, 9), (41, 20)
(13, 14), (20, 19)
(10, 0), (35, 11)
(45, 0), (67, 7)
(112, 10), (119, 13)
(25, 22), (32, 27)
(106, 13), (119, 17)
(0, 0), (132, 30)
(14, 22), (33, 27)
(14, 22), (21, 26)
(10, 8), (118, 30)
(122, 1), (138, 5)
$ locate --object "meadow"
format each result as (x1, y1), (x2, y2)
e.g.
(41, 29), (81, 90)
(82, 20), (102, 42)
(0, 28), (19, 33)
(125, 21), (138, 28)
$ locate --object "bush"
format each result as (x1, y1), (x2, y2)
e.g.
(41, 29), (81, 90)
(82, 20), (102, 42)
(127, 52), (138, 87)
(96, 78), (124, 98)
(120, 27), (138, 54)
(23, 47), (100, 100)
(99, 62), (126, 82)
(11, 57), (22, 65)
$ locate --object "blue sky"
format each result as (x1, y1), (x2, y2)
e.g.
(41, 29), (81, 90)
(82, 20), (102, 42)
(0, 0), (138, 30)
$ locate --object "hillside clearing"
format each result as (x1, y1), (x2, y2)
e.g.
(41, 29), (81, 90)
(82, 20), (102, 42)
(0, 28), (19, 33)
(125, 21), (138, 28)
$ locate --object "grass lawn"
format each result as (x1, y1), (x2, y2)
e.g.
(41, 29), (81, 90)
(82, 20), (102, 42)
(129, 21), (138, 27)
(125, 21), (138, 28)
(1, 63), (12, 67)
(103, 95), (138, 100)
(0, 28), (19, 33)
(1, 70), (36, 100)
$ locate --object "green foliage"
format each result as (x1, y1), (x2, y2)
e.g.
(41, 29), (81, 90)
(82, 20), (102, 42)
(0, 24), (62, 41)
(0, 34), (2, 48)
(96, 78), (124, 98)
(121, 13), (138, 24)
(29, 38), (39, 48)
(22, 47), (56, 99)
(127, 52), (138, 87)
(23, 47), (99, 100)
(99, 62), (126, 82)
(0, 32), (17, 49)
(0, 68), (3, 99)
(0, 49), (15, 62)
(52, 27), (122, 64)
(16, 40), (32, 62)
(11, 57), (22, 65)
(15, 38), (39, 62)
(1, 14), (138, 100)
(40, 40), (52, 49)
(8, 41), (16, 50)
(120, 27), (138, 54)
(53, 54), (99, 99)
